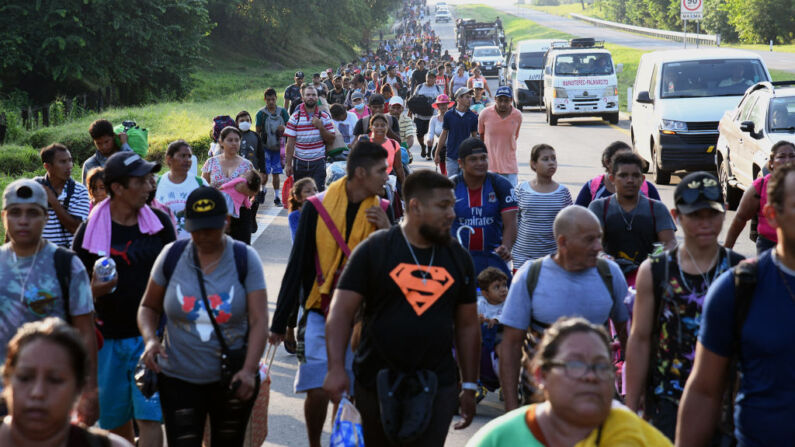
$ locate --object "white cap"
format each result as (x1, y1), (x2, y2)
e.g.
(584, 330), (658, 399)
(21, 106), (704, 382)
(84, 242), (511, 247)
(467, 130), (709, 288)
(389, 96), (404, 107)
(320, 72), (328, 79)
(473, 80), (485, 89)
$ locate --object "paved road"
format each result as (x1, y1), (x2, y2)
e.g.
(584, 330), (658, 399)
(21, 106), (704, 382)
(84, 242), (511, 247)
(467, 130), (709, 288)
(448, 0), (795, 74)
(257, 7), (757, 446)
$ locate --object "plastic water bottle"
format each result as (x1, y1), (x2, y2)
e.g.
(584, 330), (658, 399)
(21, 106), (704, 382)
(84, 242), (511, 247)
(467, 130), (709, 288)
(94, 251), (117, 293)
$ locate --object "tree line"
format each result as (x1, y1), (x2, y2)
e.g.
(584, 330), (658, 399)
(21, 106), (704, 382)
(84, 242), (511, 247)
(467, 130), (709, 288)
(0, 0), (401, 109)
(593, 0), (794, 43)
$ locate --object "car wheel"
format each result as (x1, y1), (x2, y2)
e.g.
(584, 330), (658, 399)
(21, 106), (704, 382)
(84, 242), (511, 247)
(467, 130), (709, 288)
(607, 112), (619, 125)
(652, 144), (671, 185)
(547, 107), (558, 126)
(719, 157), (742, 211)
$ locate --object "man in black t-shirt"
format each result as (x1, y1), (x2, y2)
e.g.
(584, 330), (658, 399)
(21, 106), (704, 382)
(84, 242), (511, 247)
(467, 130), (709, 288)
(284, 71), (305, 113)
(324, 170), (480, 446)
(269, 142), (392, 447)
(411, 59), (429, 91)
(73, 152), (175, 446)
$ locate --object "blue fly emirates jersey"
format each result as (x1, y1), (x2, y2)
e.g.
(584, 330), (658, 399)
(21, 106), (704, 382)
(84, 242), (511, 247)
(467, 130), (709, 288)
(451, 173), (517, 277)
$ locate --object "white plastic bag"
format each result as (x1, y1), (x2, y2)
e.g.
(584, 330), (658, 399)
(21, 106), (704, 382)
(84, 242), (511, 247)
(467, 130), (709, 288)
(329, 396), (365, 447)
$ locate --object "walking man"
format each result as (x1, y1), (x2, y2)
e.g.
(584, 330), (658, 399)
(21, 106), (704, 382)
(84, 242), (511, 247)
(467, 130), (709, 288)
(82, 119), (133, 183)
(73, 152), (175, 447)
(678, 163), (795, 446)
(37, 143), (90, 247)
(269, 142), (392, 447)
(498, 205), (630, 411)
(324, 170), (479, 445)
(435, 87), (479, 177)
(411, 70), (444, 160)
(478, 86), (522, 186)
(284, 85), (336, 191)
(625, 172), (744, 441)
(256, 88), (291, 205)
(284, 71), (305, 113)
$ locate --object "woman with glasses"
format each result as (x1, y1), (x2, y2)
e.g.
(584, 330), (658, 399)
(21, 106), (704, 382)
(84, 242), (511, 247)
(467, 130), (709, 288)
(625, 171), (744, 441)
(724, 141), (795, 254)
(468, 317), (670, 446)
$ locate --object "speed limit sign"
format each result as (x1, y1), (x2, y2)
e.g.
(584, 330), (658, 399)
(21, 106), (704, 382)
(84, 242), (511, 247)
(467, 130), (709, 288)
(681, 0), (703, 20)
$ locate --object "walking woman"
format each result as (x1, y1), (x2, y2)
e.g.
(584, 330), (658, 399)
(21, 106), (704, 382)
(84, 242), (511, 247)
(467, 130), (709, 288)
(724, 140), (795, 254)
(156, 140), (207, 239)
(512, 144), (572, 270)
(138, 187), (268, 447)
(201, 126), (256, 244)
(1, 318), (131, 447)
(426, 94), (454, 168)
(368, 114), (406, 186)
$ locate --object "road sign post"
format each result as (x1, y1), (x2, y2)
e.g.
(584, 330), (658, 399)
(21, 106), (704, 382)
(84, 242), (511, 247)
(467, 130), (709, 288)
(681, 0), (703, 48)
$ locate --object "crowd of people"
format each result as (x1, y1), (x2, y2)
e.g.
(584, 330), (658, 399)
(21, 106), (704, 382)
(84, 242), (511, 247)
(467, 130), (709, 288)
(2, 0), (795, 446)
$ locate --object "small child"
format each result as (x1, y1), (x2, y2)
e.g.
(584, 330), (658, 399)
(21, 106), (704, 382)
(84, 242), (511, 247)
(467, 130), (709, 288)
(477, 267), (508, 328)
(86, 167), (107, 211)
(288, 177), (318, 241)
(220, 170), (262, 218)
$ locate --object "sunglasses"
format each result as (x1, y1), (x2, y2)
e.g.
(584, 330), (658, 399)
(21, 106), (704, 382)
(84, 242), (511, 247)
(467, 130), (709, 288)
(680, 178), (721, 204)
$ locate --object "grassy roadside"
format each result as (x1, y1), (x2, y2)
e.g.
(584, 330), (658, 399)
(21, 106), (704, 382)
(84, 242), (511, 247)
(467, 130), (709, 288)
(455, 4), (793, 112)
(520, 3), (795, 53)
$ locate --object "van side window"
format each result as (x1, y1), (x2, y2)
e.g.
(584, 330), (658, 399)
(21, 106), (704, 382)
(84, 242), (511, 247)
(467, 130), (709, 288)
(648, 65), (658, 100)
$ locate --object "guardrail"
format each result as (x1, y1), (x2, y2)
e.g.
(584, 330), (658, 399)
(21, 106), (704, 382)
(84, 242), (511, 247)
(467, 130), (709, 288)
(570, 13), (720, 47)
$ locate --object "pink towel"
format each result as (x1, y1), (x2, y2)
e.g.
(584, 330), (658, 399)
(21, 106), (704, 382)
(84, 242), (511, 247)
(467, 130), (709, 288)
(219, 177), (252, 216)
(82, 198), (165, 255)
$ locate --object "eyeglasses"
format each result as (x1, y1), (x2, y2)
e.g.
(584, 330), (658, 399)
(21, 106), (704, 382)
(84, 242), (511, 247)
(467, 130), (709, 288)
(546, 360), (615, 380)
(680, 178), (721, 204)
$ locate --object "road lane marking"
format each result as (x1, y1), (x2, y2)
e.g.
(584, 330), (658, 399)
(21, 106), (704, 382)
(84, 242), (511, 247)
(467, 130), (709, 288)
(609, 123), (631, 135)
(252, 205), (284, 244)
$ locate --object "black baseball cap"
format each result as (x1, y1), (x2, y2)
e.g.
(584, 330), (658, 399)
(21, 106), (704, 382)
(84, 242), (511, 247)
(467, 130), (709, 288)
(295, 71), (305, 78)
(103, 152), (161, 185)
(674, 171), (725, 214)
(184, 187), (228, 232)
(368, 94), (385, 105)
(458, 137), (488, 160)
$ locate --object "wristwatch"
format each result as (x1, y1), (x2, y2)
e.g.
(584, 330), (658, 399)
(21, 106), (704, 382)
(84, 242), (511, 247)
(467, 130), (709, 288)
(461, 382), (478, 391)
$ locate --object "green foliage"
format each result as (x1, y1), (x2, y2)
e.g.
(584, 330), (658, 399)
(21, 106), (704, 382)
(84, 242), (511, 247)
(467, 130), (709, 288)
(594, 0), (794, 43)
(0, 145), (41, 176)
(0, 0), (211, 105)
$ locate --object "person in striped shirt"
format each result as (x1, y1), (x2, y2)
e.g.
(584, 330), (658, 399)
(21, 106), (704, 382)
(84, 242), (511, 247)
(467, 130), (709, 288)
(512, 144), (573, 270)
(284, 85), (336, 192)
(37, 143), (90, 248)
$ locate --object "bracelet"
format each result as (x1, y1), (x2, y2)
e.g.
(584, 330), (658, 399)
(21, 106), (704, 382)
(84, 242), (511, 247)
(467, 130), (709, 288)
(461, 382), (478, 391)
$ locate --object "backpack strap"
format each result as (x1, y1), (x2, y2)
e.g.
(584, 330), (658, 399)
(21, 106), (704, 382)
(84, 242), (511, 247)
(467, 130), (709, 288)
(380, 198), (390, 213)
(645, 250), (672, 413)
(162, 239), (191, 286)
(307, 194), (351, 257)
(524, 258), (545, 329)
(732, 259), (758, 356)
(603, 195), (611, 224)
(54, 246), (75, 323)
(650, 197), (657, 233)
(231, 240), (249, 286)
(640, 180), (649, 197)
(590, 175), (604, 200)
(63, 178), (75, 210)
(595, 258), (614, 298)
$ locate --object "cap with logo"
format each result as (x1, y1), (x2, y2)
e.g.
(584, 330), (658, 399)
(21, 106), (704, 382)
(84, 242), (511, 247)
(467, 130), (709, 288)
(674, 171), (725, 214)
(473, 80), (485, 89)
(495, 86), (512, 98)
(295, 71), (305, 78)
(3, 179), (48, 210)
(320, 72), (328, 79)
(184, 186), (229, 232)
(103, 152), (161, 186)
(454, 87), (474, 99)
(458, 137), (488, 160)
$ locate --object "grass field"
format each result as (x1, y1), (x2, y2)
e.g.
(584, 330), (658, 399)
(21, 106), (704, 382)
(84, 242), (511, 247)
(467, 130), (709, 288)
(455, 4), (793, 111)
(520, 3), (795, 53)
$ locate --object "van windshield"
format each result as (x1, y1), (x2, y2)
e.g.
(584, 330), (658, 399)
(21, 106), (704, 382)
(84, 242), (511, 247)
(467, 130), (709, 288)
(554, 53), (613, 76)
(519, 52), (545, 69)
(660, 59), (769, 99)
(474, 47), (502, 57)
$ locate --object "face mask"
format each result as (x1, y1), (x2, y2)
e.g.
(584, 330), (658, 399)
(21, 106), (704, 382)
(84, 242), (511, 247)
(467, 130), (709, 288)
(354, 103), (365, 111)
(238, 121), (252, 132)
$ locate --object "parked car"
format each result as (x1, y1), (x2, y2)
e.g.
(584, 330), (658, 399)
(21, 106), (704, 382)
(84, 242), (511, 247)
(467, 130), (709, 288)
(716, 81), (795, 209)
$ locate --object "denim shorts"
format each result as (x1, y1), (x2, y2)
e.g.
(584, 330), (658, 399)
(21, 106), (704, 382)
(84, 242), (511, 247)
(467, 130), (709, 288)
(97, 336), (162, 429)
(265, 150), (283, 175)
(294, 310), (353, 393)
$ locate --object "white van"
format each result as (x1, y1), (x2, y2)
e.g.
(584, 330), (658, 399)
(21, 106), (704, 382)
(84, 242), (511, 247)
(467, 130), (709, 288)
(630, 49), (771, 184)
(509, 39), (554, 110)
(542, 39), (621, 126)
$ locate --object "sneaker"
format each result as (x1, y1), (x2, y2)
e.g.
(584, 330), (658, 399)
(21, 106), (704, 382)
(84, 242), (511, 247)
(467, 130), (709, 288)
(476, 383), (488, 404)
(256, 190), (265, 204)
(274, 196), (282, 207)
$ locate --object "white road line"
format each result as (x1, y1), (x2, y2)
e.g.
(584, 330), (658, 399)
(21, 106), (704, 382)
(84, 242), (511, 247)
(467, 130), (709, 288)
(252, 205), (284, 243)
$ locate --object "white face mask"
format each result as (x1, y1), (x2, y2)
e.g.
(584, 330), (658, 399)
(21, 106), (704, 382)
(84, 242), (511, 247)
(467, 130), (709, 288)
(354, 103), (365, 111)
(238, 121), (252, 132)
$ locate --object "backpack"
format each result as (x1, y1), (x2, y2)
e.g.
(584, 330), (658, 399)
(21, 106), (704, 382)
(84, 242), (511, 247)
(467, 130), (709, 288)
(211, 115), (236, 143)
(407, 85), (441, 116)
(114, 121), (149, 157)
(589, 174), (649, 201)
(261, 107), (287, 151)
(524, 257), (613, 330)
(55, 246), (77, 322)
(35, 176), (75, 210)
(161, 238), (249, 288)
